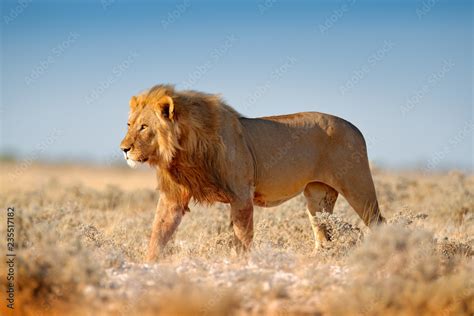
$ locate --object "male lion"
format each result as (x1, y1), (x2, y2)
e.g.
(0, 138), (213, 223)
(120, 84), (385, 261)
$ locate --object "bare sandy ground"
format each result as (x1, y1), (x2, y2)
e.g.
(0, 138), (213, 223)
(0, 162), (472, 315)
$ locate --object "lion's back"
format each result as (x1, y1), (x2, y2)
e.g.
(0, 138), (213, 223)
(249, 111), (366, 146)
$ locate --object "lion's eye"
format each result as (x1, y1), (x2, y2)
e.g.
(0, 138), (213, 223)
(140, 124), (148, 131)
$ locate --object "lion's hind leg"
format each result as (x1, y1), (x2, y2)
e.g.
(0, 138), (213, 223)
(304, 182), (338, 250)
(336, 163), (386, 227)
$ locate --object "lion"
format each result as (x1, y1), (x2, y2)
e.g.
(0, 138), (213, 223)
(120, 84), (385, 261)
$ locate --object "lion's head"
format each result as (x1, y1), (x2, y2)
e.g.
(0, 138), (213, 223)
(120, 84), (242, 203)
(120, 85), (180, 168)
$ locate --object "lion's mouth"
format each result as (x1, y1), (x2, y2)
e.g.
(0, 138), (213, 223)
(125, 158), (148, 168)
(123, 152), (148, 168)
(128, 158), (147, 169)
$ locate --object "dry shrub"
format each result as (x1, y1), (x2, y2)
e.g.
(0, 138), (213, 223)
(437, 238), (473, 259)
(388, 211), (429, 226)
(11, 209), (101, 315)
(312, 212), (364, 259)
(322, 225), (474, 316)
(165, 203), (236, 258)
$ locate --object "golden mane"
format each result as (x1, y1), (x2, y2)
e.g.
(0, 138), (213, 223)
(143, 85), (242, 205)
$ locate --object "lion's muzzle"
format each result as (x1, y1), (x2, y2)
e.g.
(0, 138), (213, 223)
(120, 143), (138, 168)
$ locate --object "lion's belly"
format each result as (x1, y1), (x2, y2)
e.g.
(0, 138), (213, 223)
(252, 183), (306, 208)
(253, 194), (300, 207)
(251, 152), (321, 208)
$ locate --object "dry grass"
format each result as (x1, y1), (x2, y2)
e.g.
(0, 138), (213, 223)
(0, 162), (472, 315)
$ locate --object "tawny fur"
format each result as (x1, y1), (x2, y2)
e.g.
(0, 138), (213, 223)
(120, 84), (385, 261)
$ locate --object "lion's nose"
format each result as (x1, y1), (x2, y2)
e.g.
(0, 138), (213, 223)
(121, 146), (131, 153)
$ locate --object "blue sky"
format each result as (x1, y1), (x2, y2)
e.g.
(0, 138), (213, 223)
(1, 0), (472, 170)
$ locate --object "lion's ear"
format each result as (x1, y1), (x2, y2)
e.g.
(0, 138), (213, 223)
(157, 96), (175, 121)
(130, 96), (138, 110)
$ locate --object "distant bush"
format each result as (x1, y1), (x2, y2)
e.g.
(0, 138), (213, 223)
(322, 225), (474, 316)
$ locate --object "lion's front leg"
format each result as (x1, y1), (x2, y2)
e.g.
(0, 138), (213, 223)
(230, 199), (254, 253)
(146, 196), (186, 262)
